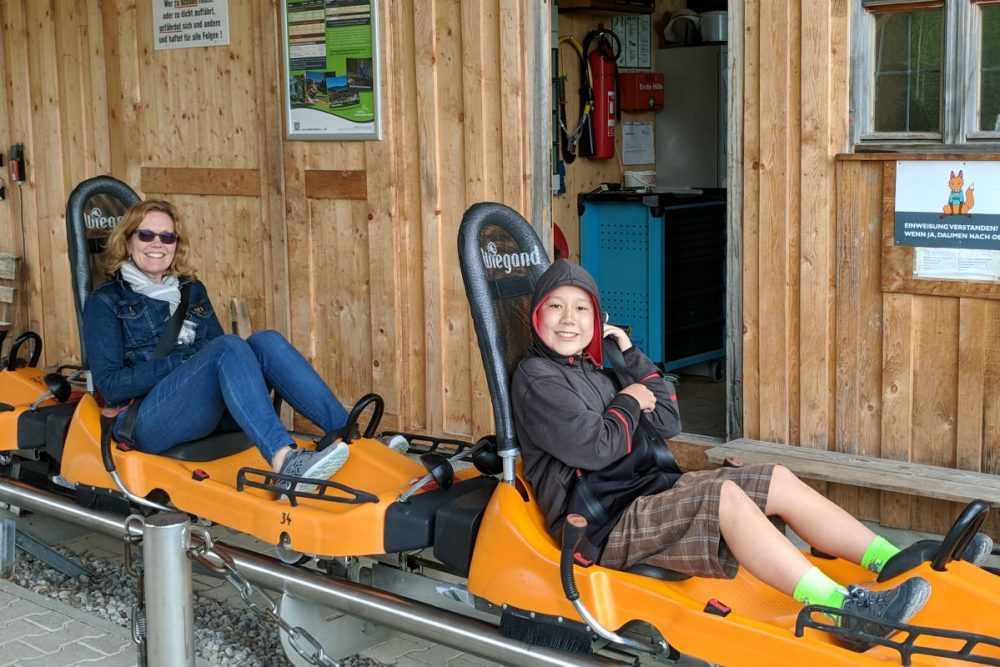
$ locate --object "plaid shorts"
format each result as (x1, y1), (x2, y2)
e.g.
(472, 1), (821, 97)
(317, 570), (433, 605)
(599, 463), (777, 578)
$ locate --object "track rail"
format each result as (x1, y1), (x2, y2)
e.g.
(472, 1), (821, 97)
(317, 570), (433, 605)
(0, 479), (620, 667)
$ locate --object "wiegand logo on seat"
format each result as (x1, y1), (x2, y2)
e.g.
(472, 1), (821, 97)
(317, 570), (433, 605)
(480, 240), (544, 274)
(84, 206), (124, 231)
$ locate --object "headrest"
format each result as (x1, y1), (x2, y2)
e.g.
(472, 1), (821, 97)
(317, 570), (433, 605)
(458, 203), (550, 453)
(66, 176), (140, 364)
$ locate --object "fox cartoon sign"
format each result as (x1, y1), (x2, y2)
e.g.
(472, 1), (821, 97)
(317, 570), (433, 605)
(895, 161), (1000, 250)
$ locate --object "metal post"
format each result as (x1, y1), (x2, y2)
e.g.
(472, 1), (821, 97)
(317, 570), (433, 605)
(143, 512), (195, 667)
(0, 515), (16, 577)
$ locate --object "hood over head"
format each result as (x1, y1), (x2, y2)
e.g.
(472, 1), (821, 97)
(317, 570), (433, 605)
(529, 259), (604, 365)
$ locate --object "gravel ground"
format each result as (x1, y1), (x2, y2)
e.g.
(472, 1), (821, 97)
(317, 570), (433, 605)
(3, 545), (391, 667)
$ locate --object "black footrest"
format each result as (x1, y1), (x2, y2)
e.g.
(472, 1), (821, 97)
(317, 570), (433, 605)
(236, 466), (379, 507)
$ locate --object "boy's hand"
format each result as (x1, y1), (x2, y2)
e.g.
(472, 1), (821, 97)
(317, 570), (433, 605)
(603, 324), (633, 352)
(620, 382), (656, 412)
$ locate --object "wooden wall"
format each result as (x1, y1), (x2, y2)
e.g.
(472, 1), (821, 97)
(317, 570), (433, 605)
(741, 1), (1000, 535)
(3, 0), (997, 535)
(0, 0), (545, 442)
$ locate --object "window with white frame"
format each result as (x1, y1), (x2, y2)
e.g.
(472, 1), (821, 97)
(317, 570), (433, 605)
(851, 0), (1000, 148)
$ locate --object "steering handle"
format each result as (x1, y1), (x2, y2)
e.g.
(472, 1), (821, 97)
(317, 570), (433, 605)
(932, 499), (989, 571)
(7, 331), (42, 371)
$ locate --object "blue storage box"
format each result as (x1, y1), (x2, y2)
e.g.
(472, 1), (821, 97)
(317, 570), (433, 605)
(579, 190), (727, 370)
(580, 198), (665, 363)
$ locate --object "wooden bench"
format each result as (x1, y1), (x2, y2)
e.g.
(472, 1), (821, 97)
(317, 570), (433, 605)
(703, 438), (1000, 507)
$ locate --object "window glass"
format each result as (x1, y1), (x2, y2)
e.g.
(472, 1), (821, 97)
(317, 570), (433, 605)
(873, 8), (943, 132)
(981, 4), (1000, 131)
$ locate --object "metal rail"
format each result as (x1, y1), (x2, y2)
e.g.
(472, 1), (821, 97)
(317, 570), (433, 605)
(0, 479), (620, 667)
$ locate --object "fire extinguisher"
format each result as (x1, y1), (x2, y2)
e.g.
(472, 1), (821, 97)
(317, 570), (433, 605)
(580, 28), (621, 160)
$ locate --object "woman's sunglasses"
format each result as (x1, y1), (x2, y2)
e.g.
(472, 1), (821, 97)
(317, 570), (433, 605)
(134, 229), (179, 245)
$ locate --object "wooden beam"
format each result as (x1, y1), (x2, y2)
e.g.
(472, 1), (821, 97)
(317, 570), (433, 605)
(140, 167), (261, 197)
(303, 170), (368, 200)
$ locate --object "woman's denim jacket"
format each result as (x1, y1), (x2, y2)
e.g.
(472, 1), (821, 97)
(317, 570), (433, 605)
(82, 273), (224, 407)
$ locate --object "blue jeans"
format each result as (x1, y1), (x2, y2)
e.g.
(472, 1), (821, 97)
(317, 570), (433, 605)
(118, 330), (348, 463)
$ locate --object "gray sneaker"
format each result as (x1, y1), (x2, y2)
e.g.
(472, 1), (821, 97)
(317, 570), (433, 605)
(378, 434), (409, 455)
(837, 577), (931, 652)
(962, 532), (994, 566)
(277, 441), (350, 495)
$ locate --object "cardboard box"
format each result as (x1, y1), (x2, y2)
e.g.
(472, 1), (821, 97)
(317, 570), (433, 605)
(620, 72), (664, 111)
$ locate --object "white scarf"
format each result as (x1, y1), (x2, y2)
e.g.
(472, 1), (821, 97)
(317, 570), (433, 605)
(120, 262), (197, 345)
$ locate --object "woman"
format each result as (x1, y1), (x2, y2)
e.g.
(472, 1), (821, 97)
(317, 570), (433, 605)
(84, 200), (362, 493)
(511, 260), (990, 652)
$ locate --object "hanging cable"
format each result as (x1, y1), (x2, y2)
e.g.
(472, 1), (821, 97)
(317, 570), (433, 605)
(555, 35), (593, 165)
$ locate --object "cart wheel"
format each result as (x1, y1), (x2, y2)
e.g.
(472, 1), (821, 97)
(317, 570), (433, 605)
(710, 359), (725, 383)
(275, 534), (309, 566)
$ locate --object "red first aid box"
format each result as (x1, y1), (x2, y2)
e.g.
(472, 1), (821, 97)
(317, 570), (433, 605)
(619, 72), (664, 111)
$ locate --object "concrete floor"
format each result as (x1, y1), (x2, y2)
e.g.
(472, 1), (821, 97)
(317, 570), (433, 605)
(672, 362), (727, 439)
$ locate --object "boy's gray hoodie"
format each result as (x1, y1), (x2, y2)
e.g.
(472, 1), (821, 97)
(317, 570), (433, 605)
(511, 260), (682, 538)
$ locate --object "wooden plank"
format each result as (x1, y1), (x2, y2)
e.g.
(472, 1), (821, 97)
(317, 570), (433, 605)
(741, 0), (761, 440)
(798, 0), (835, 451)
(439, 0), (471, 438)
(363, 0), (421, 431)
(25, 0), (63, 363)
(0, 2), (31, 340)
(726, 0), (746, 439)
(461, 0), (496, 440)
(756, 0), (792, 443)
(833, 160), (884, 520)
(251, 0), (288, 337)
(984, 301), (1000, 476)
(703, 440), (1000, 505)
(110, 0), (143, 189)
(140, 167), (261, 197)
(956, 298), (987, 472)
(881, 291), (914, 528)
(413, 0), (446, 435)
(910, 294), (960, 531)
(303, 170), (368, 200)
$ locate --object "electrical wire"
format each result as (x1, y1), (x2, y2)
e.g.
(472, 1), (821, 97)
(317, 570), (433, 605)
(556, 35), (593, 163)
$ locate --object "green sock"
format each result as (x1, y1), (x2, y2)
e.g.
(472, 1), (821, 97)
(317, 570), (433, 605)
(793, 566), (847, 619)
(861, 535), (900, 573)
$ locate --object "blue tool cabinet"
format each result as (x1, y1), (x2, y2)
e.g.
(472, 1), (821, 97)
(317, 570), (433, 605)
(578, 190), (726, 371)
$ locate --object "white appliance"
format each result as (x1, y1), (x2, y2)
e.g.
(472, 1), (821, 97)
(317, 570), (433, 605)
(654, 45), (728, 190)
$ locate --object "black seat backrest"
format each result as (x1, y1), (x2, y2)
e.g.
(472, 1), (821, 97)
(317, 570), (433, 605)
(458, 203), (550, 454)
(66, 177), (140, 365)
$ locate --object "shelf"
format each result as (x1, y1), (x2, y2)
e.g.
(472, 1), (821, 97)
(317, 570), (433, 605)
(556, 0), (654, 14)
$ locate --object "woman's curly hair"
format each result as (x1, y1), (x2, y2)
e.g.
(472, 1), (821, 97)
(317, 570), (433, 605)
(101, 199), (197, 279)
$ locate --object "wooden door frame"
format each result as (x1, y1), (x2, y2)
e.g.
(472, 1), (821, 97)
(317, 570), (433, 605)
(726, 4), (744, 440)
(532, 3), (742, 440)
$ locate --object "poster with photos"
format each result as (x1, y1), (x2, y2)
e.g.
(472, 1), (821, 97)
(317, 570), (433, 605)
(282, 0), (381, 140)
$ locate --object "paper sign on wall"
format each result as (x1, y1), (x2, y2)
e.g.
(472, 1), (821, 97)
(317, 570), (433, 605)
(153, 0), (230, 51)
(895, 160), (1000, 282)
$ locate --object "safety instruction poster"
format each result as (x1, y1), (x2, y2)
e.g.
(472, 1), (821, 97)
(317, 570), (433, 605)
(895, 160), (1000, 281)
(152, 0), (230, 51)
(282, 0), (381, 140)
(612, 15), (651, 69)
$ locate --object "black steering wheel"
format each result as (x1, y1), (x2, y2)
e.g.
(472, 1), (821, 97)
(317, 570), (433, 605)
(931, 499), (989, 571)
(7, 331), (42, 371)
(316, 393), (385, 450)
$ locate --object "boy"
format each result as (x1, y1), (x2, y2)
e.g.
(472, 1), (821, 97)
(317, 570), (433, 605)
(511, 260), (949, 652)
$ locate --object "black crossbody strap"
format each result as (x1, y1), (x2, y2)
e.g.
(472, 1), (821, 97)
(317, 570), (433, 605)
(602, 337), (681, 474)
(152, 282), (192, 358)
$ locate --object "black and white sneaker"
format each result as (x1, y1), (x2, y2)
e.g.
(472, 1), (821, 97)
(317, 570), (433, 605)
(837, 577), (931, 652)
(277, 441), (350, 495)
